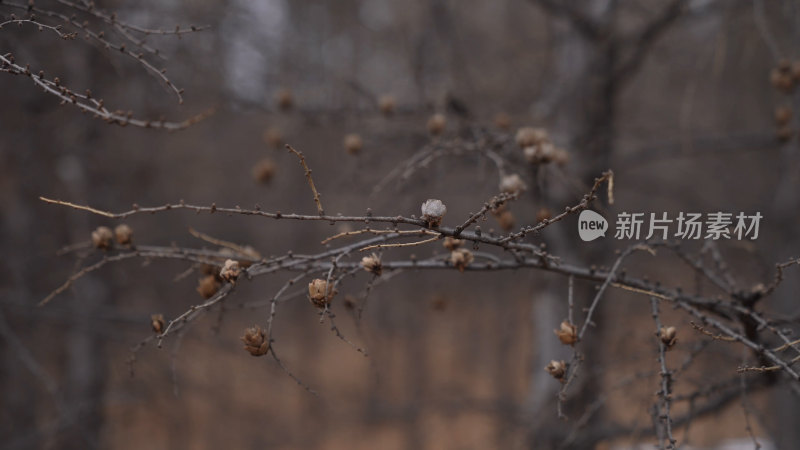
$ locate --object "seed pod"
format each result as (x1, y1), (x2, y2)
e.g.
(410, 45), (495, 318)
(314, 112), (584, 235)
(197, 275), (221, 299)
(515, 126), (548, 148)
(151, 314), (165, 334)
(219, 259), (241, 283)
(545, 360), (567, 382)
(91, 226), (113, 249)
(427, 113), (446, 135)
(114, 224), (133, 245)
(262, 127), (283, 149)
(378, 94), (396, 116)
(275, 88), (293, 111)
(361, 254), (382, 276)
(450, 248), (474, 272)
(252, 158), (276, 184)
(421, 199), (447, 227)
(241, 326), (269, 356)
(308, 278), (336, 308)
(344, 133), (363, 155)
(442, 237), (463, 251)
(659, 326), (677, 349)
(554, 320), (578, 346)
(499, 174), (526, 194)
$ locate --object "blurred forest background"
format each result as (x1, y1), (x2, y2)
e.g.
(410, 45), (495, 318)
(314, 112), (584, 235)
(2, 0), (800, 449)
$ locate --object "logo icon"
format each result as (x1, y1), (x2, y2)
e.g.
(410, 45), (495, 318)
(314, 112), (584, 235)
(578, 210), (608, 241)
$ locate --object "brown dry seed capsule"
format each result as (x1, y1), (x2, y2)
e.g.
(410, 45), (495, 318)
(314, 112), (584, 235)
(252, 158), (276, 184)
(241, 326), (269, 356)
(442, 236), (463, 251)
(114, 223), (133, 245)
(308, 278), (336, 308)
(151, 314), (165, 334)
(421, 199), (447, 227)
(378, 94), (395, 116)
(91, 226), (113, 249)
(515, 126), (548, 148)
(545, 360), (567, 382)
(499, 174), (526, 194)
(775, 106), (793, 126)
(219, 259), (241, 283)
(361, 254), (382, 276)
(659, 326), (677, 349)
(197, 275), (221, 299)
(450, 248), (474, 272)
(554, 320), (578, 346)
(344, 133), (363, 155)
(262, 127), (283, 149)
(275, 88), (293, 111)
(427, 113), (446, 135)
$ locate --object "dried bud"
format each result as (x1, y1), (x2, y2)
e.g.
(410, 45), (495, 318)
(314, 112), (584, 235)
(545, 360), (567, 382)
(378, 94), (396, 116)
(450, 248), (474, 272)
(495, 209), (515, 231)
(427, 113), (446, 135)
(421, 199), (447, 227)
(775, 106), (793, 126)
(499, 174), (526, 194)
(554, 320), (578, 346)
(114, 224), (133, 245)
(344, 133), (363, 155)
(493, 112), (511, 130)
(308, 278), (336, 308)
(197, 275), (221, 299)
(241, 326), (269, 356)
(151, 314), (165, 334)
(252, 158), (276, 184)
(91, 226), (113, 249)
(361, 254), (382, 276)
(536, 207), (552, 223)
(262, 127), (283, 149)
(442, 236), (463, 251)
(515, 127), (548, 148)
(659, 326), (677, 349)
(275, 88), (294, 110)
(219, 259), (241, 283)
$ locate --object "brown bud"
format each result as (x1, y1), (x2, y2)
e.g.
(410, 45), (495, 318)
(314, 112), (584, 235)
(151, 314), (165, 334)
(378, 94), (396, 116)
(114, 224), (133, 245)
(515, 127), (549, 148)
(308, 278), (336, 308)
(219, 259), (241, 283)
(427, 113), (446, 135)
(545, 360), (567, 382)
(450, 248), (474, 272)
(197, 275), (221, 299)
(91, 226), (113, 249)
(442, 236), (463, 251)
(344, 133), (363, 155)
(554, 320), (578, 346)
(495, 209), (515, 232)
(262, 127), (283, 149)
(659, 326), (677, 349)
(421, 199), (447, 227)
(275, 88), (293, 111)
(775, 106), (793, 126)
(361, 253), (382, 276)
(499, 174), (526, 194)
(536, 207), (552, 223)
(241, 326), (269, 356)
(252, 158), (276, 184)
(493, 112), (511, 130)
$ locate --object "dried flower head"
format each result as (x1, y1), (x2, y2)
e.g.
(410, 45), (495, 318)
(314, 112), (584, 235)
(344, 133), (363, 155)
(241, 326), (269, 356)
(91, 226), (113, 249)
(775, 106), (793, 126)
(308, 278), (336, 308)
(659, 326), (677, 349)
(554, 320), (578, 346)
(494, 112), (511, 130)
(252, 158), (276, 184)
(219, 259), (241, 283)
(114, 224), (133, 245)
(515, 127), (549, 148)
(378, 94), (396, 116)
(421, 199), (447, 227)
(545, 360), (567, 382)
(197, 275), (221, 299)
(499, 174), (527, 195)
(263, 127), (283, 149)
(442, 236), (463, 251)
(361, 253), (382, 276)
(524, 141), (557, 164)
(275, 88), (294, 111)
(450, 248), (474, 272)
(536, 208), (552, 223)
(151, 314), (165, 334)
(427, 113), (446, 135)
